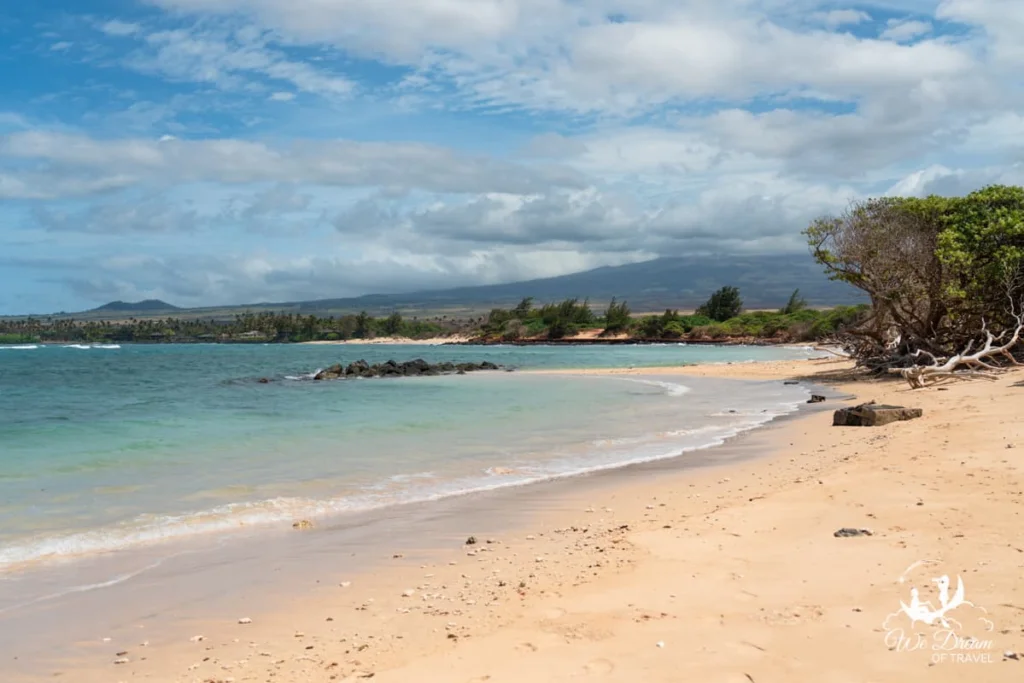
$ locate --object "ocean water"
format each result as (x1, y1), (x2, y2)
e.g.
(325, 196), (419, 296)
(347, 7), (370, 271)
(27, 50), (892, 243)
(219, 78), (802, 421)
(0, 342), (818, 573)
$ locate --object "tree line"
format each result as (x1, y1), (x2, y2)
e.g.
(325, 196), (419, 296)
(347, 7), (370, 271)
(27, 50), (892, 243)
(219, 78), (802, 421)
(0, 311), (453, 344)
(477, 288), (867, 342)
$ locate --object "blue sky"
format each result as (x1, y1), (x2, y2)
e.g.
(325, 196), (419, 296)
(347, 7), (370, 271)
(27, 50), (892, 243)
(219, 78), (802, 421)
(1, 0), (1022, 314)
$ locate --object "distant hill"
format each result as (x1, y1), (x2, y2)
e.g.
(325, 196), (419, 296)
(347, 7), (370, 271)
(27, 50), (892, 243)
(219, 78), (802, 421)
(269, 254), (863, 314)
(66, 254), (862, 321)
(91, 299), (182, 313)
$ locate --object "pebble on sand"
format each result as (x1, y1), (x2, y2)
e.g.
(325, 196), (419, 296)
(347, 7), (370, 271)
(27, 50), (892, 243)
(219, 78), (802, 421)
(114, 657), (129, 664)
(402, 589), (416, 597)
(238, 617), (252, 624)
(340, 581), (352, 588)
(189, 635), (205, 643)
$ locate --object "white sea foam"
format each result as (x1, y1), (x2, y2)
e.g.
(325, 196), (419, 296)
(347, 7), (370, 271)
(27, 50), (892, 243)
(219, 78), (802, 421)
(0, 345), (37, 350)
(285, 369), (321, 381)
(616, 377), (691, 397)
(63, 344), (121, 350)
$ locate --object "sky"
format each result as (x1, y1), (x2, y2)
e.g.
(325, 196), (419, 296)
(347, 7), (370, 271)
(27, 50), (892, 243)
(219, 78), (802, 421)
(1, 0), (1022, 314)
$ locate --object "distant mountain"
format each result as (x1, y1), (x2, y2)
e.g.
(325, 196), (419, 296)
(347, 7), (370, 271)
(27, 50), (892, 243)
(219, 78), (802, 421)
(91, 299), (182, 313)
(274, 254), (863, 314)
(71, 254), (862, 320)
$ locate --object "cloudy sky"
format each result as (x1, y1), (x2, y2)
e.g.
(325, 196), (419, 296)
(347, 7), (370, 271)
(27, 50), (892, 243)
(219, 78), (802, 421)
(1, 0), (1021, 313)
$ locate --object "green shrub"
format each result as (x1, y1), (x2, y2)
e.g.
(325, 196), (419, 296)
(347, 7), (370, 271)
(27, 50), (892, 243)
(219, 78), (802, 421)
(696, 286), (743, 322)
(603, 298), (632, 333)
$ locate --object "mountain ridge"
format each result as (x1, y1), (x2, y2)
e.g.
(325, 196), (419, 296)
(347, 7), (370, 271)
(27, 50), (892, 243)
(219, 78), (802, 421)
(72, 254), (861, 320)
(91, 299), (182, 313)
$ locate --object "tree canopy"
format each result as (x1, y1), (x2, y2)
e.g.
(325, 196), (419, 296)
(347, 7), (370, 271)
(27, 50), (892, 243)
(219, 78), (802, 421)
(697, 286), (743, 322)
(805, 185), (1024, 367)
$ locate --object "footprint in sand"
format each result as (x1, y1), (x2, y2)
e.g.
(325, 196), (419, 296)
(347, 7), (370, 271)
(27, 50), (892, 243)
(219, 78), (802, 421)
(582, 658), (615, 675)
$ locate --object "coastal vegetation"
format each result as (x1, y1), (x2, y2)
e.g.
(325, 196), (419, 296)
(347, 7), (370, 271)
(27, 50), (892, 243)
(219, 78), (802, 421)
(0, 296), (868, 345)
(0, 311), (454, 344)
(0, 333), (39, 344)
(475, 294), (867, 343)
(806, 184), (1024, 380)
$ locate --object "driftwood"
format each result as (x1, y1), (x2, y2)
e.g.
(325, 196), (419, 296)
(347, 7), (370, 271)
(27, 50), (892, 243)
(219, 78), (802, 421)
(890, 314), (1024, 388)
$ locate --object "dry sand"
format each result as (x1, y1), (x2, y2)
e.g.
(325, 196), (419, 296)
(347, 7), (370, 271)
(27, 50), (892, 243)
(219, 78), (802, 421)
(27, 358), (1024, 681)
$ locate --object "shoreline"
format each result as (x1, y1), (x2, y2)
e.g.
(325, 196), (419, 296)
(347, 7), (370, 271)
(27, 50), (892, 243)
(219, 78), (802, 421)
(8, 357), (1024, 681)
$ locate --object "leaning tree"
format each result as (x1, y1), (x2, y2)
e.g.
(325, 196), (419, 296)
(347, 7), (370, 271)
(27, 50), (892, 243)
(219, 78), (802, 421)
(805, 185), (1024, 386)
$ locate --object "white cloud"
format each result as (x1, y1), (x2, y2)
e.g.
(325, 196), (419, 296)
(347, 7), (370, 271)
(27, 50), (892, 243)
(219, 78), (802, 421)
(100, 20), (143, 36)
(880, 19), (933, 42)
(813, 9), (872, 29)
(50, 41), (73, 51)
(5, 0), (1024, 310)
(125, 26), (355, 96)
(0, 131), (588, 196)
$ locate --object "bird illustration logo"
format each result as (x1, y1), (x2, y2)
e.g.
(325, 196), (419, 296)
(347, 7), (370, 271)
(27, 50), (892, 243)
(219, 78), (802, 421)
(883, 561), (995, 634)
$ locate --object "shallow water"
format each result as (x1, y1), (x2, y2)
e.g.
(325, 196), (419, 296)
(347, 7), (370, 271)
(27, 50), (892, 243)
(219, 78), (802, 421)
(0, 343), (816, 571)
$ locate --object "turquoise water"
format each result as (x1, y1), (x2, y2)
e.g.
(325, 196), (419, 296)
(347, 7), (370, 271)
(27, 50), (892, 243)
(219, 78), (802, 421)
(0, 342), (817, 571)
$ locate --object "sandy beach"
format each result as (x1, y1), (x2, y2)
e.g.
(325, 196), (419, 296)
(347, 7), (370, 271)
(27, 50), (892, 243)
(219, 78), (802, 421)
(21, 357), (1024, 681)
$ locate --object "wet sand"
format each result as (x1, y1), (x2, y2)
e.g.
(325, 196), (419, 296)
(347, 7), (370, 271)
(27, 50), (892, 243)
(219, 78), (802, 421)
(8, 357), (1024, 681)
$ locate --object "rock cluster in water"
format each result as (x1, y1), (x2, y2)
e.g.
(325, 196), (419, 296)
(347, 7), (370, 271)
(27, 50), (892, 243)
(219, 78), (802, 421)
(313, 358), (502, 380)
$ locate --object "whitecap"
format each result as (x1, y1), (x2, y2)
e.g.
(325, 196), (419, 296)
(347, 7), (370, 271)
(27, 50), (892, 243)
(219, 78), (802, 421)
(62, 344), (121, 350)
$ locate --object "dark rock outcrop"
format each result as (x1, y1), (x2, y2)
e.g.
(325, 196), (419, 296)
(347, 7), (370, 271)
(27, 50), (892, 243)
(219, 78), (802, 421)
(807, 394), (826, 403)
(313, 359), (505, 381)
(832, 401), (922, 427)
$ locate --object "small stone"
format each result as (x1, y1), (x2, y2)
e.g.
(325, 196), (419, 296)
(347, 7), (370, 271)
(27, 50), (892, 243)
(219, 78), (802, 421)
(535, 556), (545, 563)
(189, 635), (205, 643)
(526, 535), (536, 540)
(465, 536), (477, 545)
(1005, 651), (1019, 660)
(833, 528), (873, 538)
(656, 641), (665, 648)
(340, 581), (352, 588)
(292, 520), (314, 530)
(114, 657), (129, 664)
(807, 395), (826, 403)
(402, 589), (416, 597)
(238, 617), (252, 624)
